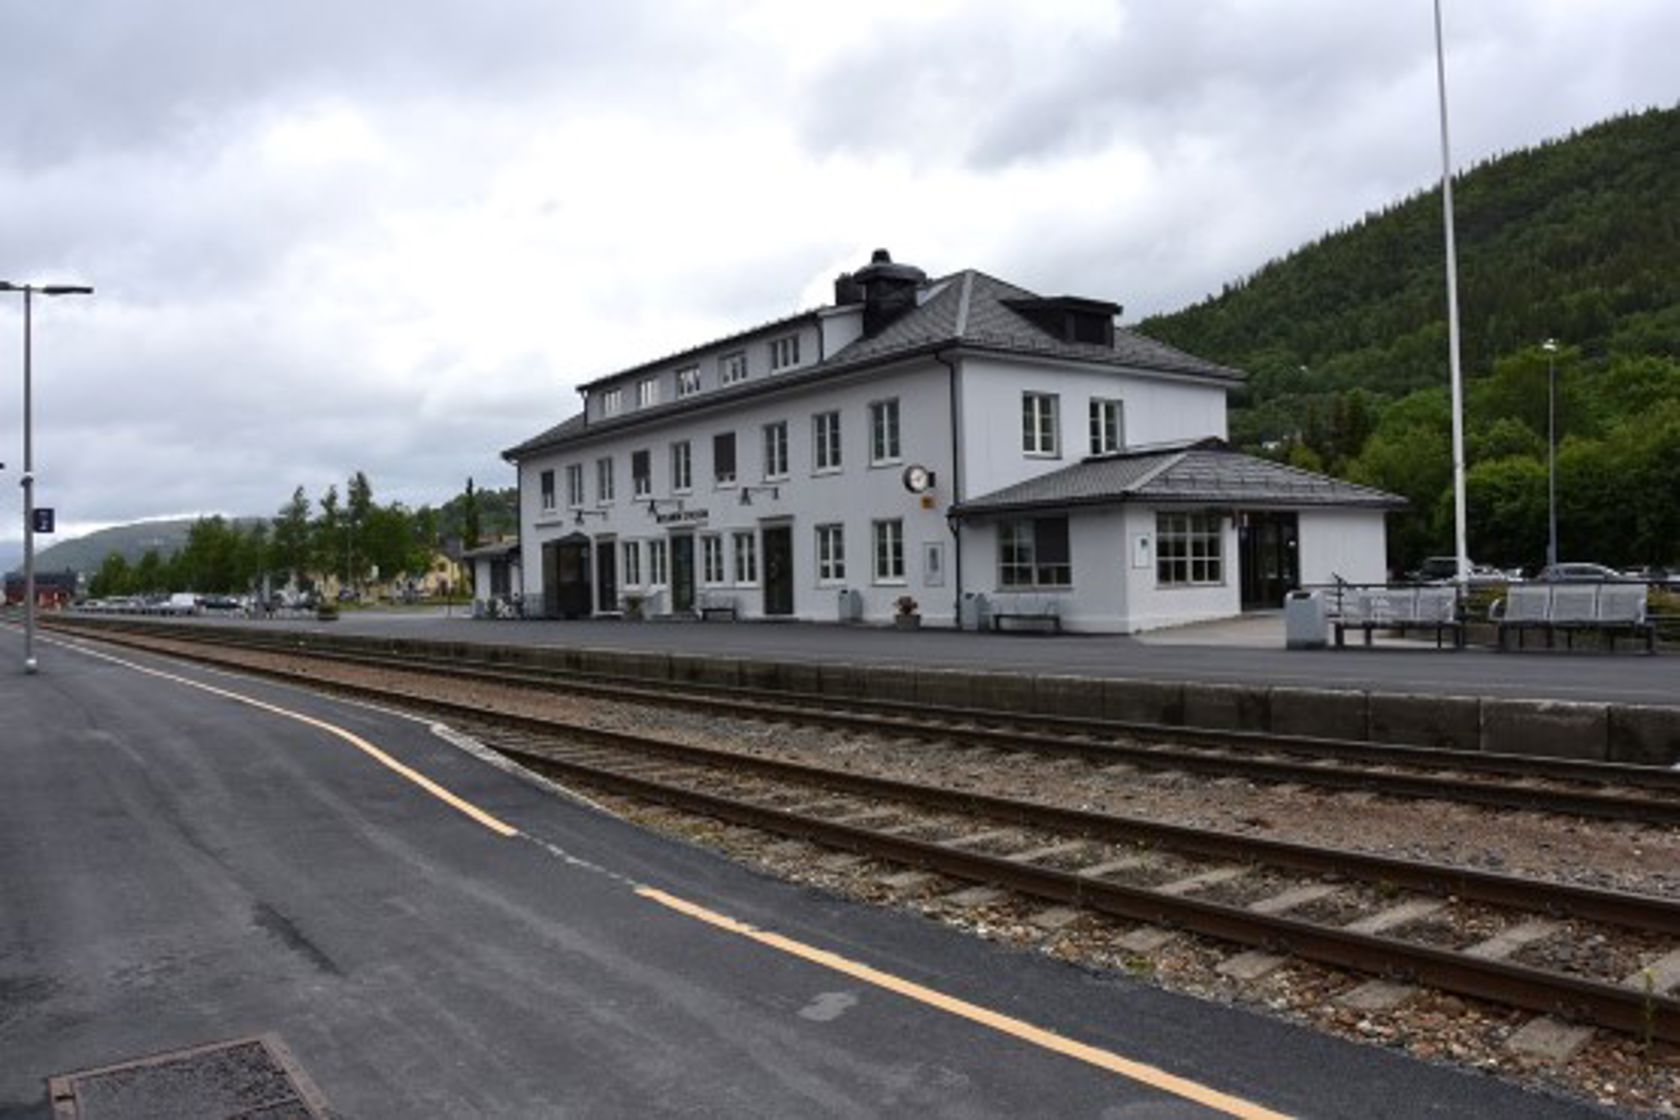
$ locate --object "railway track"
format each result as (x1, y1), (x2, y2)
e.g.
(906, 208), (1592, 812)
(43, 619), (1680, 1044)
(47, 618), (1680, 826)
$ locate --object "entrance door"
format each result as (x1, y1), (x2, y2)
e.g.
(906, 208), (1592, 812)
(762, 525), (794, 616)
(670, 535), (696, 614)
(552, 535), (593, 618)
(596, 536), (618, 613)
(1239, 511), (1299, 610)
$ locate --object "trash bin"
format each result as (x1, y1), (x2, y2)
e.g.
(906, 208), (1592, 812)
(959, 592), (991, 631)
(1284, 589), (1328, 650)
(836, 588), (863, 622)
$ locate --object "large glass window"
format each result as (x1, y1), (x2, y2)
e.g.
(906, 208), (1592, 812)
(631, 449), (651, 498)
(869, 399), (900, 464)
(540, 469), (555, 512)
(998, 517), (1072, 588)
(596, 457), (615, 503)
(566, 463), (584, 507)
(813, 411), (841, 472)
(1157, 512), (1224, 586)
(702, 535), (726, 583)
(733, 531), (758, 585)
(763, 421), (789, 479)
(816, 524), (845, 582)
(713, 432), (737, 486)
(671, 440), (692, 492)
(1023, 392), (1059, 456)
(1090, 398), (1124, 455)
(872, 519), (904, 582)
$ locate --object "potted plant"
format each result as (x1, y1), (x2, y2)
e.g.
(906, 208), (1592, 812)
(893, 595), (921, 630)
(623, 592), (645, 621)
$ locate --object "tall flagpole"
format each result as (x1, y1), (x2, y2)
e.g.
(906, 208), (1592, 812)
(1434, 0), (1470, 585)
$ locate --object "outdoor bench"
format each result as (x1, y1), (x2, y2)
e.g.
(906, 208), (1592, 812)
(697, 593), (739, 621)
(990, 597), (1063, 634)
(1494, 582), (1654, 653)
(1332, 585), (1463, 649)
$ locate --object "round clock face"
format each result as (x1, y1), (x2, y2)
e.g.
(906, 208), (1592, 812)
(902, 464), (931, 493)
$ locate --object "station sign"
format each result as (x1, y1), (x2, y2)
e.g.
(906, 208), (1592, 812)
(32, 508), (55, 534)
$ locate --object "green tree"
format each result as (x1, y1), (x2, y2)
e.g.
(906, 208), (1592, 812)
(89, 552), (133, 598)
(272, 486), (312, 586)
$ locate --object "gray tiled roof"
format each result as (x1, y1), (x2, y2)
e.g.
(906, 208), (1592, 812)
(953, 441), (1406, 516)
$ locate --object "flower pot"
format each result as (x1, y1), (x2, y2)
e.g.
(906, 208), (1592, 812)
(894, 613), (921, 630)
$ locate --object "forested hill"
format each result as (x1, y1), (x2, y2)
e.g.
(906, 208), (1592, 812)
(1140, 105), (1680, 571)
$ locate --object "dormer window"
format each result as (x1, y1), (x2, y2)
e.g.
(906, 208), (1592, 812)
(769, 334), (801, 372)
(676, 365), (701, 398)
(600, 387), (622, 417)
(637, 378), (658, 409)
(720, 351), (747, 385)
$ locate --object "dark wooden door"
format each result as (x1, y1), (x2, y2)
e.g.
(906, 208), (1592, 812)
(762, 525), (793, 616)
(596, 537), (618, 614)
(553, 535), (593, 619)
(670, 535), (695, 614)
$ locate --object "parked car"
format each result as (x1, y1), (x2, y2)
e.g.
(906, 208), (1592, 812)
(1407, 557), (1513, 585)
(1536, 562), (1628, 582)
(198, 595), (242, 612)
(1623, 566), (1680, 588)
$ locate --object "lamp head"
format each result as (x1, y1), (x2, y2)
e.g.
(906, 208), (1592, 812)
(1541, 338), (1559, 354)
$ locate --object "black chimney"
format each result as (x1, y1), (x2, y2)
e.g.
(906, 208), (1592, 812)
(852, 248), (926, 337)
(833, 271), (864, 305)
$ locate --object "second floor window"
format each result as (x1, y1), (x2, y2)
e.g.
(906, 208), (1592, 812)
(677, 366), (701, 398)
(596, 457), (615, 503)
(869, 399), (900, 464)
(1090, 398), (1124, 455)
(813, 411), (841, 472)
(631, 449), (651, 498)
(671, 440), (692, 492)
(566, 463), (584, 507)
(719, 351), (747, 385)
(1023, 392), (1059, 456)
(713, 432), (737, 486)
(636, 378), (658, 409)
(763, 421), (789, 479)
(540, 469), (556, 512)
(769, 334), (801, 371)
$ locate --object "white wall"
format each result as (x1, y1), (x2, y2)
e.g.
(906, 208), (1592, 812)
(1298, 509), (1390, 587)
(957, 356), (1229, 500)
(1119, 506), (1241, 632)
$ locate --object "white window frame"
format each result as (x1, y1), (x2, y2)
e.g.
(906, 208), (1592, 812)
(869, 399), (901, 465)
(769, 334), (801, 372)
(816, 523), (845, 583)
(676, 365), (701, 398)
(631, 449), (652, 499)
(600, 387), (622, 417)
(1090, 397), (1124, 455)
(539, 469), (556, 513)
(872, 518), (905, 583)
(763, 421), (789, 480)
(813, 411), (842, 473)
(636, 378), (658, 409)
(998, 517), (1072, 589)
(622, 540), (642, 586)
(1023, 392), (1059, 457)
(565, 463), (584, 508)
(596, 457), (615, 504)
(733, 530), (758, 586)
(701, 534), (726, 584)
(1156, 511), (1224, 587)
(719, 351), (747, 385)
(671, 440), (692, 493)
(649, 539), (669, 585)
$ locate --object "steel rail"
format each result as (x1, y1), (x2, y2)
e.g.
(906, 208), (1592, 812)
(47, 618), (1680, 824)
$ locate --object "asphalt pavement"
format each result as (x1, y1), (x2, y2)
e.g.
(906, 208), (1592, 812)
(0, 629), (1619, 1117)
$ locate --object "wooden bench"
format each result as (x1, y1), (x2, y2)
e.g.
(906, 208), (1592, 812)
(697, 592), (739, 621)
(990, 597), (1063, 634)
(1495, 582), (1655, 652)
(1333, 586), (1464, 649)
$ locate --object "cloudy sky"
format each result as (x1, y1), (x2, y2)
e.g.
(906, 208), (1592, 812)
(1, 0), (1674, 565)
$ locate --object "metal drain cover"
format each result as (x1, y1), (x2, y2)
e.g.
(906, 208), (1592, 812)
(48, 1033), (329, 1119)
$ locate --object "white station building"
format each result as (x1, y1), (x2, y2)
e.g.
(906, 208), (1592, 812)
(503, 250), (1400, 632)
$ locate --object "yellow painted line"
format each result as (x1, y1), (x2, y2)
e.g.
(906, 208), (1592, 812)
(637, 887), (1291, 1119)
(64, 640), (520, 838)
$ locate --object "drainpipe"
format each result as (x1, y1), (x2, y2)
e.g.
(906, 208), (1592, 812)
(935, 348), (963, 628)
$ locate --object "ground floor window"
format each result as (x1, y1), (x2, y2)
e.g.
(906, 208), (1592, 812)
(873, 519), (904, 582)
(816, 523), (845, 582)
(622, 540), (641, 586)
(998, 517), (1071, 588)
(733, 530), (758, 585)
(1157, 511), (1223, 585)
(649, 539), (668, 585)
(702, 535), (726, 583)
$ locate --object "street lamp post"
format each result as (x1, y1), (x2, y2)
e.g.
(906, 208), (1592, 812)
(1543, 338), (1560, 569)
(0, 280), (94, 674)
